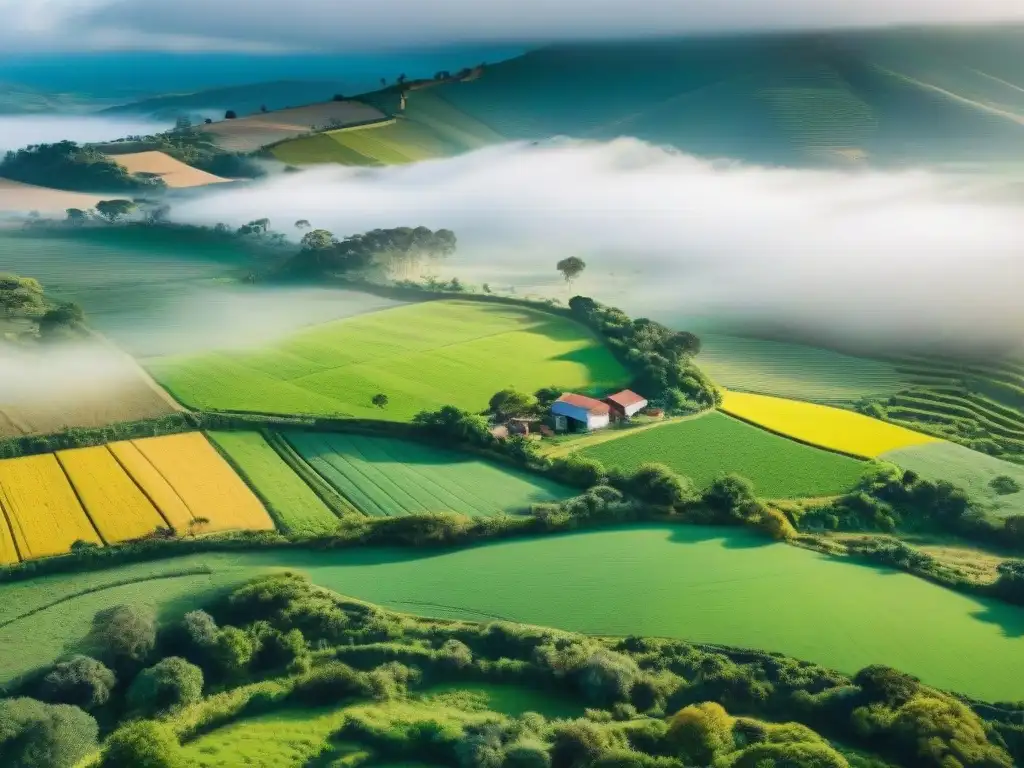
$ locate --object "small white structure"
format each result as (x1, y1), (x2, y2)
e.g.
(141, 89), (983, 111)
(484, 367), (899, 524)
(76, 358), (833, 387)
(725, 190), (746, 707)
(604, 390), (649, 421)
(551, 393), (611, 432)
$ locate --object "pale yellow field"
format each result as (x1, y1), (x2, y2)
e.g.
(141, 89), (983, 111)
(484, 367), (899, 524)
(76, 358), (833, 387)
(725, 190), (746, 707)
(0, 177), (103, 214)
(57, 446), (168, 543)
(0, 454), (101, 558)
(131, 433), (274, 532)
(107, 151), (230, 188)
(719, 391), (939, 458)
(0, 513), (18, 564)
(108, 440), (196, 532)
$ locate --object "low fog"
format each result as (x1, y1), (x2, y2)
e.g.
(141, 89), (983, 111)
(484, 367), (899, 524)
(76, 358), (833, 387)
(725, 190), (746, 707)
(167, 139), (1023, 351)
(6, 0), (1024, 52)
(0, 115), (169, 154)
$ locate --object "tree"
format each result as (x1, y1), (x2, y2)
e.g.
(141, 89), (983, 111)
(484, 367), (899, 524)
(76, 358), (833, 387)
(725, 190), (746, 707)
(224, 110), (237, 119)
(39, 302), (85, 339)
(127, 657), (204, 715)
(209, 626), (254, 678)
(489, 388), (538, 420)
(295, 219), (311, 230)
(626, 463), (696, 507)
(667, 702), (733, 764)
(95, 199), (136, 223)
(0, 273), (45, 318)
(990, 475), (1021, 495)
(557, 257), (587, 284)
(702, 474), (757, 518)
(372, 393), (389, 409)
(89, 604), (156, 668)
(100, 720), (185, 768)
(39, 656), (116, 710)
(534, 386), (563, 410)
(0, 697), (98, 768)
(65, 208), (87, 225)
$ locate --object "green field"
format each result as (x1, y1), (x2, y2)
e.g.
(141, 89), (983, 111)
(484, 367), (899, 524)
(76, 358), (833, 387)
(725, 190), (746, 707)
(577, 412), (865, 498)
(149, 300), (629, 421)
(286, 431), (573, 517)
(207, 431), (340, 534)
(3, 525), (1023, 700)
(697, 333), (909, 404)
(883, 441), (1024, 518)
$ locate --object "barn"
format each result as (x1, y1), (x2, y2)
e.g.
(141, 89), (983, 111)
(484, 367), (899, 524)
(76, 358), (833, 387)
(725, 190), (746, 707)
(551, 393), (611, 432)
(605, 390), (649, 421)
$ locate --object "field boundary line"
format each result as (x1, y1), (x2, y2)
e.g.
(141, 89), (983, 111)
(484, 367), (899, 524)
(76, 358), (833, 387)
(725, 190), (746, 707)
(360, 437), (468, 514)
(0, 567), (214, 631)
(0, 485), (23, 563)
(322, 433), (416, 517)
(268, 431), (360, 518)
(714, 408), (875, 461)
(53, 451), (107, 546)
(106, 445), (176, 531)
(543, 412), (710, 459)
(205, 432), (287, 534)
(129, 439), (200, 523)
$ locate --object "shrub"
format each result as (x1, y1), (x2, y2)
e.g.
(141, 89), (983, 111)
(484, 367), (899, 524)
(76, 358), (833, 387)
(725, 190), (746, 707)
(89, 604), (157, 668)
(100, 720), (185, 768)
(503, 739), (552, 768)
(127, 657), (204, 715)
(701, 474), (757, 518)
(550, 719), (624, 768)
(38, 655), (116, 710)
(0, 697), (98, 768)
(666, 702), (732, 764)
(991, 475), (1022, 495)
(290, 662), (372, 706)
(209, 626), (255, 678)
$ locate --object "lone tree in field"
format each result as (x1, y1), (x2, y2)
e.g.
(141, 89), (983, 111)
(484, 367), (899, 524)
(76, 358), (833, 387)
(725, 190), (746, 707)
(96, 199), (136, 223)
(372, 393), (389, 409)
(65, 208), (87, 225)
(225, 110), (237, 119)
(295, 219), (311, 230)
(557, 257), (587, 284)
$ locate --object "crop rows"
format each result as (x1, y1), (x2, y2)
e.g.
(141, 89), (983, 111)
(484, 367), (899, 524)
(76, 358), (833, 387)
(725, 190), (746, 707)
(578, 412), (865, 499)
(286, 431), (572, 518)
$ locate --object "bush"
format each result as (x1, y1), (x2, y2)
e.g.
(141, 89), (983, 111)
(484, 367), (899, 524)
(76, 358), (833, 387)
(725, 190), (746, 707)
(89, 604), (156, 668)
(621, 463), (695, 508)
(991, 475), (1022, 495)
(38, 655), (116, 710)
(666, 702), (732, 764)
(127, 657), (204, 715)
(290, 662), (372, 706)
(100, 720), (185, 768)
(0, 697), (98, 768)
(503, 739), (552, 768)
(701, 474), (757, 518)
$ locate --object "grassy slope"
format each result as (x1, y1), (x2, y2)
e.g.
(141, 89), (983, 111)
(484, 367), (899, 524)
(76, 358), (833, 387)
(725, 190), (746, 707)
(206, 431), (340, 534)
(697, 333), (909, 404)
(577, 412), (865, 499)
(883, 441), (1024, 518)
(149, 300), (629, 421)
(1, 526), (1023, 700)
(285, 431), (574, 517)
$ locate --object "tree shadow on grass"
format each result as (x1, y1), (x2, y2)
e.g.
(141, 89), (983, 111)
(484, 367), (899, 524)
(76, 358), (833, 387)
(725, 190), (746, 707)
(970, 601), (1024, 640)
(664, 524), (774, 550)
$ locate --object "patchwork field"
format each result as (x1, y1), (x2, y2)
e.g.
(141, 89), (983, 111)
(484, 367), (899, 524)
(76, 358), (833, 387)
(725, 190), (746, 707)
(149, 300), (629, 421)
(107, 150), (231, 188)
(286, 431), (573, 517)
(720, 391), (938, 458)
(0, 178), (103, 214)
(207, 431), (340, 534)
(0, 432), (273, 562)
(697, 333), (909, 404)
(203, 100), (388, 152)
(1, 525), (1022, 700)
(577, 412), (865, 498)
(883, 441), (1024, 517)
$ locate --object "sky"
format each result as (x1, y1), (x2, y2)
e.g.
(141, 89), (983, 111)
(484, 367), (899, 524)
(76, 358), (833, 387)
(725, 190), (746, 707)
(162, 138), (1023, 351)
(1, 0), (1023, 53)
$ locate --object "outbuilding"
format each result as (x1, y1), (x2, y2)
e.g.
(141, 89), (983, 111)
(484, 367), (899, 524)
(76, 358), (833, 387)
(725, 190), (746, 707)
(551, 393), (611, 432)
(604, 390), (649, 421)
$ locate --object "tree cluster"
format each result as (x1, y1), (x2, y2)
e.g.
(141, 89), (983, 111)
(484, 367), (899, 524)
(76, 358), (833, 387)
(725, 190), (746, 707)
(290, 226), (456, 277)
(0, 142), (163, 192)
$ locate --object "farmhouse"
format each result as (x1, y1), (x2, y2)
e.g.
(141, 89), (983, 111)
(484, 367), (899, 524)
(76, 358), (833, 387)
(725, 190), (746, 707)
(605, 389), (649, 420)
(551, 393), (610, 432)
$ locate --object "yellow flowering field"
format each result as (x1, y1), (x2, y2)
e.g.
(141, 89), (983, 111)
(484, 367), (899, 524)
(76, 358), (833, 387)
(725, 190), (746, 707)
(719, 391), (939, 458)
(0, 454), (101, 558)
(108, 440), (196, 532)
(132, 433), (274, 533)
(0, 513), (18, 564)
(57, 446), (168, 543)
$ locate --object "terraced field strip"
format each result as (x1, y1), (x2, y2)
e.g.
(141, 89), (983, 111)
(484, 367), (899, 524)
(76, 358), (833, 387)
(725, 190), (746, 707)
(577, 412), (865, 499)
(150, 300), (629, 422)
(0, 454), (101, 558)
(286, 431), (573, 518)
(207, 431), (340, 535)
(131, 433), (275, 533)
(720, 391), (938, 458)
(107, 440), (196, 532)
(56, 446), (169, 542)
(696, 333), (909, 404)
(882, 441), (1024, 518)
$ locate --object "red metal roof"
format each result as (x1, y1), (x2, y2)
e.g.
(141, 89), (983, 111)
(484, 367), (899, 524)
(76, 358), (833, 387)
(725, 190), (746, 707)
(605, 390), (648, 408)
(555, 393), (610, 414)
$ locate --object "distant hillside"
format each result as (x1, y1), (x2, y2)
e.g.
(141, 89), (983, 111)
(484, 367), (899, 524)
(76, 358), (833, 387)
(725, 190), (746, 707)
(101, 80), (354, 120)
(0, 83), (92, 115)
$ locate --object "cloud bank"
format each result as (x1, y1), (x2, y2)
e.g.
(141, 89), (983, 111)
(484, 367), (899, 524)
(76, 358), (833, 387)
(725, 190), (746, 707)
(167, 139), (1023, 350)
(0, 115), (169, 154)
(2, 0), (1024, 52)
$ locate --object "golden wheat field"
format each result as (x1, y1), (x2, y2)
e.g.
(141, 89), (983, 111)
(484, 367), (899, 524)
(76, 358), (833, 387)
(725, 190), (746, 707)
(131, 433), (274, 532)
(0, 454), (102, 558)
(719, 390), (938, 458)
(107, 440), (196, 532)
(57, 446), (168, 543)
